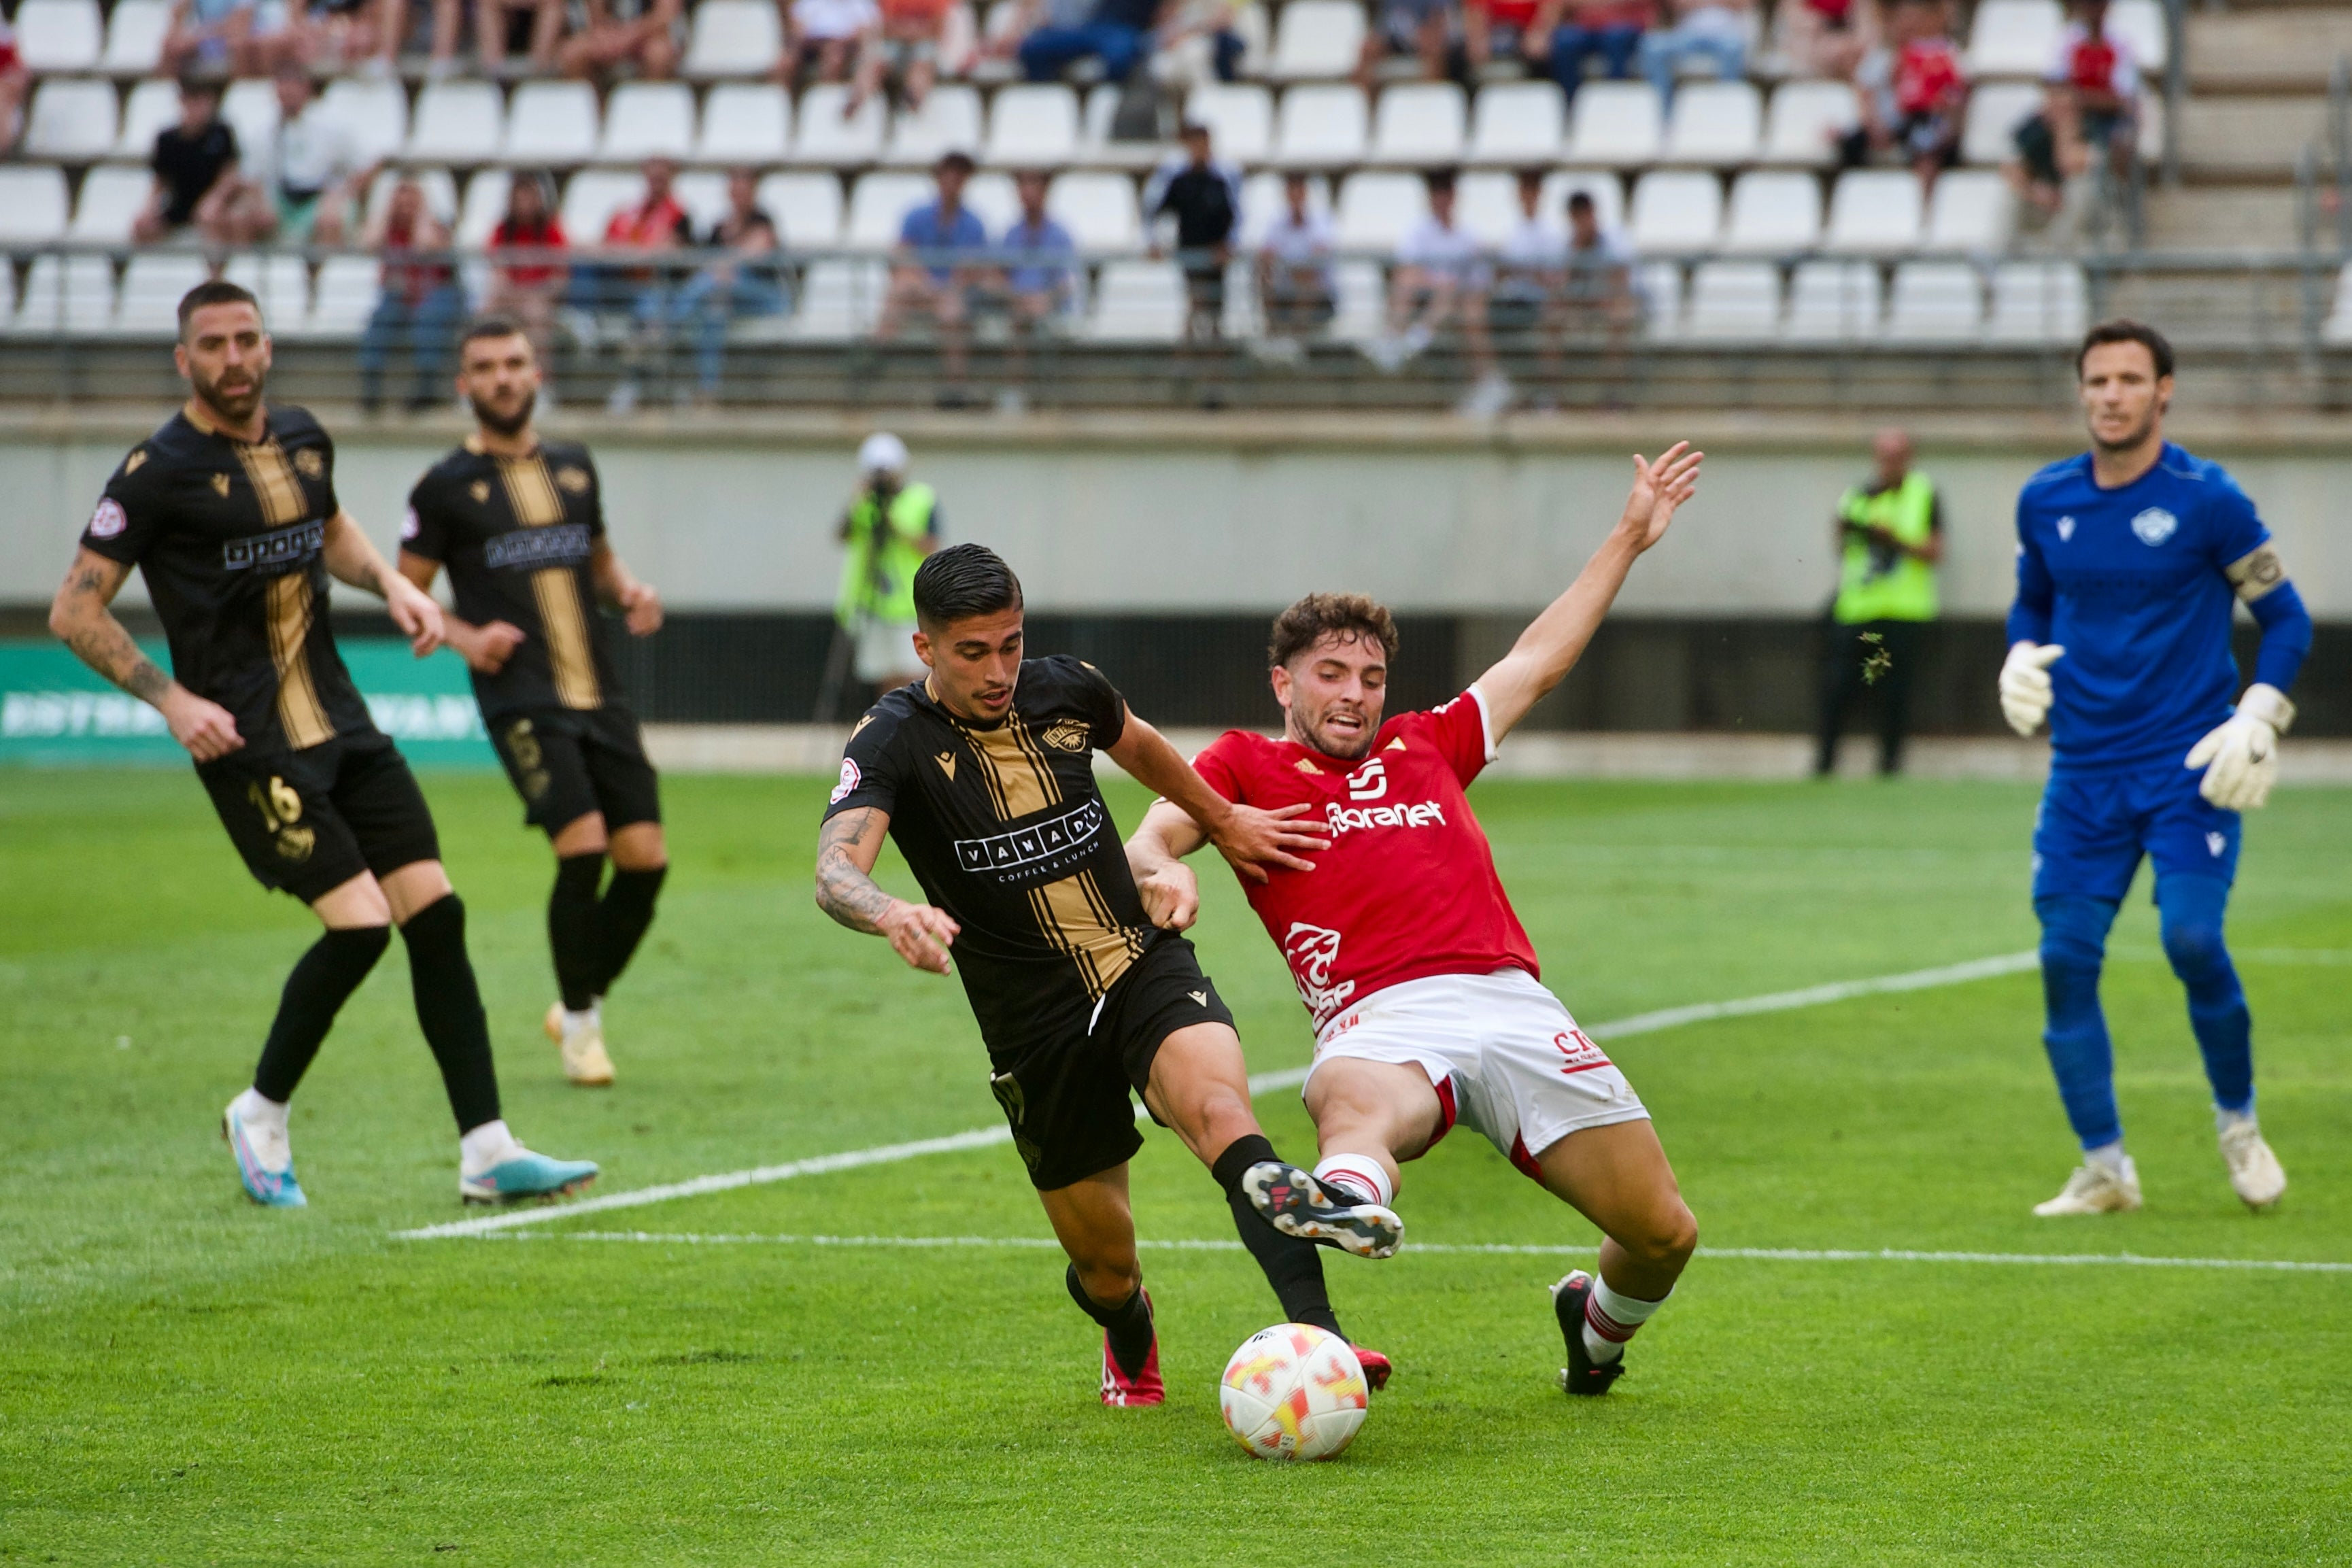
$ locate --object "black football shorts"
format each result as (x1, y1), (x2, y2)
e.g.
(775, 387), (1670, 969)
(197, 729), (441, 904)
(487, 704), (662, 836)
(986, 934), (1238, 1192)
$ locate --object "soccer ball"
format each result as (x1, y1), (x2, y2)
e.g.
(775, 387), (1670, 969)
(1218, 1323), (1369, 1461)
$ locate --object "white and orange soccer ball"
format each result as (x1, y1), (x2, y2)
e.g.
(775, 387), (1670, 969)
(1218, 1323), (1369, 1461)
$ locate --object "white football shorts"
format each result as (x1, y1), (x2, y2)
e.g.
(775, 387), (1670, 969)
(1303, 967), (1648, 1180)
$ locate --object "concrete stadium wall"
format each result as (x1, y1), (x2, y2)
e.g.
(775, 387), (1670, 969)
(5, 408), (2350, 615)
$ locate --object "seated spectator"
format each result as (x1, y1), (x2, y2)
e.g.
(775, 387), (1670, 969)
(1463, 0), (1548, 78)
(596, 156), (696, 413)
(1145, 120), (1241, 342)
(1253, 171), (1335, 347)
(1639, 0), (1748, 108)
(1158, 0), (1249, 88)
(294, 0), (405, 73)
(997, 170), (1079, 328)
(1839, 0), (1966, 189)
(259, 67), (369, 247)
(1372, 168), (1506, 415)
(782, 0), (880, 85)
(852, 0), (951, 110)
(671, 168), (788, 400)
(1777, 0), (1871, 80)
(163, 0), (263, 77)
(1018, 0), (1165, 84)
(358, 177), (464, 415)
(1550, 0), (1650, 105)
(1490, 167), (1565, 358)
(132, 80), (245, 245)
(0, 21), (27, 156)
(1561, 187), (1637, 331)
(483, 172), (569, 374)
(1356, 0), (1454, 90)
(475, 0), (567, 73)
(560, 0), (686, 80)
(876, 151), (989, 397)
(2009, 0), (2138, 216)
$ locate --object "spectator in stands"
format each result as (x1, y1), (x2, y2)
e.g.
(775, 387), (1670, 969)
(598, 157), (696, 413)
(292, 0), (404, 73)
(258, 67), (369, 248)
(994, 169), (1079, 405)
(1255, 171), (1335, 351)
(1777, 0), (1871, 80)
(132, 80), (245, 245)
(1839, 0), (1966, 191)
(2010, 0), (2138, 217)
(476, 0), (568, 74)
(851, 0), (951, 111)
(1639, 0), (1749, 108)
(163, 0), (265, 76)
(561, 0), (686, 80)
(1463, 0), (1549, 80)
(1372, 169), (1507, 417)
(1549, 0), (1650, 105)
(1017, 0), (1165, 83)
(484, 172), (569, 375)
(1146, 120), (1242, 343)
(1158, 0), (1250, 88)
(0, 22), (27, 157)
(1815, 426), (1943, 776)
(782, 0), (880, 86)
(1561, 186), (1636, 327)
(672, 168), (787, 400)
(1490, 169), (1567, 394)
(358, 177), (463, 415)
(877, 151), (989, 399)
(1356, 0), (1455, 90)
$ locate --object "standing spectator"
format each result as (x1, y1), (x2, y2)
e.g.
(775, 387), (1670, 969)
(876, 151), (989, 399)
(995, 169), (1078, 403)
(132, 80), (244, 245)
(1018, 0), (1165, 83)
(1355, 0), (1454, 90)
(475, 0), (568, 74)
(1254, 171), (1335, 347)
(852, 0), (952, 110)
(1839, 0), (1966, 191)
(1549, 0), (1650, 104)
(358, 177), (464, 415)
(1463, 0), (1552, 79)
(259, 67), (369, 247)
(1371, 168), (1507, 417)
(485, 172), (570, 377)
(560, 0), (686, 80)
(2010, 0), (2138, 217)
(832, 432), (942, 702)
(1146, 120), (1241, 343)
(1491, 169), (1567, 394)
(1639, 0), (1748, 108)
(163, 0), (264, 76)
(782, 0), (880, 84)
(598, 158), (696, 413)
(1816, 426), (1943, 777)
(672, 168), (788, 400)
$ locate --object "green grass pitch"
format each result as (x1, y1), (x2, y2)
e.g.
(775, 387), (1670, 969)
(3, 767), (2348, 1565)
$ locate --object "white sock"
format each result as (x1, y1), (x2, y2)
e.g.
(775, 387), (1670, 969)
(230, 1086), (288, 1132)
(1581, 1276), (1669, 1366)
(2215, 1106), (2258, 1138)
(460, 1119), (521, 1174)
(2084, 1139), (2130, 1176)
(1312, 1154), (1395, 1210)
(561, 1002), (601, 1038)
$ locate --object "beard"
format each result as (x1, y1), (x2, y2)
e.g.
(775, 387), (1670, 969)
(190, 362), (265, 423)
(470, 386), (536, 436)
(1294, 702), (1376, 761)
(2089, 399), (2164, 454)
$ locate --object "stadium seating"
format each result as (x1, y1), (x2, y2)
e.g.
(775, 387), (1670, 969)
(1985, 260), (2087, 343)
(847, 171), (936, 248)
(1569, 82), (1663, 167)
(1760, 80), (1856, 166)
(1184, 83), (1274, 165)
(697, 82), (791, 162)
(1236, 169), (1329, 240)
(1369, 82), (1467, 167)
(1824, 169), (1924, 254)
(1329, 258), (1384, 340)
(0, 166), (71, 245)
(1266, 1), (1365, 82)
(67, 163), (148, 241)
(320, 76), (406, 162)
(15, 254), (118, 333)
(1049, 170), (1143, 251)
(503, 80), (599, 164)
(407, 79), (505, 163)
(1962, 82), (2041, 165)
(24, 79), (119, 160)
(1663, 81), (1761, 167)
(602, 81), (698, 160)
(794, 83), (887, 165)
(758, 171), (846, 245)
(1722, 170), (1822, 254)
(364, 165), (460, 226)
(99, 0), (170, 75)
(115, 251), (210, 335)
(1274, 83), (1367, 165)
(1334, 170), (1428, 251)
(1685, 260), (1781, 339)
(885, 84), (984, 167)
(561, 167), (645, 240)
(1085, 259), (1186, 341)
(984, 84), (1079, 167)
(1638, 260), (1684, 337)
(303, 255), (381, 338)
(455, 168), (510, 247)
(1784, 258), (1881, 340)
(683, 0), (783, 78)
(1924, 169), (2013, 252)
(1886, 260), (1983, 339)
(1467, 81), (1564, 165)
(113, 75), (176, 158)
(958, 169), (1018, 234)
(1965, 0), (2062, 77)
(785, 258), (887, 339)
(16, 0), (105, 73)
(222, 77), (284, 156)
(223, 252), (312, 324)
(1628, 170), (1722, 254)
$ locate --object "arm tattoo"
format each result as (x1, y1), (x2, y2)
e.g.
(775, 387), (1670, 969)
(814, 809), (898, 933)
(57, 585), (173, 706)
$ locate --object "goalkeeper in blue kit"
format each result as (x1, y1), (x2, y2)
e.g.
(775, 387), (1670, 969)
(2002, 321), (2313, 1216)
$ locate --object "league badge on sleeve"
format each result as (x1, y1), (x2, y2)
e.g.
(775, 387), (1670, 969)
(830, 758), (861, 805)
(2130, 507), (2179, 547)
(88, 498), (127, 539)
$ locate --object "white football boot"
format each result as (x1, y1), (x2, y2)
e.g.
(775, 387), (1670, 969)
(545, 1001), (615, 1087)
(2219, 1121), (2287, 1210)
(2032, 1155), (2143, 1216)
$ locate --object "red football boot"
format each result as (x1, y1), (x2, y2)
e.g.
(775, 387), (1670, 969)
(1100, 1292), (1164, 1407)
(1351, 1344), (1393, 1393)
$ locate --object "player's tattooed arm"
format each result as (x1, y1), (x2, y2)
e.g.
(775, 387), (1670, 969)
(816, 806), (960, 973)
(49, 547), (243, 761)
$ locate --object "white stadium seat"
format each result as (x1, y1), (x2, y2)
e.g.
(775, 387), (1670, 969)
(560, 168), (644, 242)
(885, 84), (983, 167)
(1760, 80), (1858, 165)
(1824, 169), (1922, 254)
(320, 76), (406, 163)
(502, 80), (598, 164)
(100, 0), (172, 74)
(698, 82), (792, 163)
(303, 256), (380, 339)
(672, 168), (733, 235)
(985, 84), (1080, 166)
(1684, 260), (1782, 339)
(600, 81), (697, 160)
(1985, 260), (2087, 343)
(1962, 81), (2041, 165)
(2323, 265), (2352, 345)
(1886, 260), (1983, 340)
(787, 258), (888, 339)
(1924, 169), (2013, 252)
(1721, 169), (1821, 253)
(1627, 169), (1722, 254)
(1330, 258), (1383, 341)
(1369, 82), (1466, 166)
(24, 79), (120, 161)
(1567, 82), (1662, 167)
(959, 170), (1019, 235)
(114, 252), (210, 336)
(1638, 259), (1684, 338)
(757, 171), (846, 245)
(1086, 259), (1185, 341)
(1274, 83), (1368, 165)
(1467, 81), (1563, 165)
(1184, 83), (1273, 165)
(846, 171), (937, 248)
(114, 76), (179, 158)
(14, 254), (117, 333)
(16, 0), (105, 72)
(1333, 170), (1429, 251)
(1049, 170), (1141, 251)
(1237, 170), (1330, 242)
(2110, 0), (2167, 71)
(684, 0), (783, 77)
(1455, 169), (1624, 241)
(1267, 0), (1365, 82)
(1076, 83), (1160, 169)
(67, 163), (149, 241)
(223, 78), (284, 158)
(406, 79), (505, 163)
(1966, 0), (2063, 76)
(1783, 258), (1880, 340)
(456, 169), (511, 248)
(1663, 80), (1761, 167)
(0, 166), (71, 243)
(222, 252), (312, 324)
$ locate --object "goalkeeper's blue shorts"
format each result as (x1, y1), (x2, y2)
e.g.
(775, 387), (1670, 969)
(2032, 760), (2240, 906)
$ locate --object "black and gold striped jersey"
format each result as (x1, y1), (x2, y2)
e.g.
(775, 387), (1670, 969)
(402, 436), (617, 719)
(81, 403), (371, 753)
(825, 656), (1161, 1054)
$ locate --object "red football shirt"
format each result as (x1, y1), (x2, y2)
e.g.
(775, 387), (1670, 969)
(1191, 688), (1539, 1033)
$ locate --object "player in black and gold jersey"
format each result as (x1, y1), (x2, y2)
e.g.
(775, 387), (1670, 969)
(398, 319), (666, 1089)
(818, 545), (1400, 1407)
(46, 280), (598, 1210)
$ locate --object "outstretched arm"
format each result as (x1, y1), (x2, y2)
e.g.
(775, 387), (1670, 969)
(1475, 442), (1703, 743)
(49, 547), (243, 762)
(1104, 708), (1325, 884)
(815, 805), (962, 973)
(323, 510), (444, 657)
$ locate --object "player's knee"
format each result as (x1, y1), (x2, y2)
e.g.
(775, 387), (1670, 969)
(1631, 1200), (1698, 1270)
(1072, 1253), (1140, 1304)
(2160, 918), (2229, 981)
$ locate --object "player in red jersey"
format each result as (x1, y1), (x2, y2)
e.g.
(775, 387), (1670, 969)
(1127, 443), (1704, 1397)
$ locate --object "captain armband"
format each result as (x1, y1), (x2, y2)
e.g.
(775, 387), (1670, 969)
(2224, 545), (2290, 604)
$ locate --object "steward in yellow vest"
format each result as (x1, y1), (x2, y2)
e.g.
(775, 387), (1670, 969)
(1818, 429), (1944, 777)
(834, 432), (941, 692)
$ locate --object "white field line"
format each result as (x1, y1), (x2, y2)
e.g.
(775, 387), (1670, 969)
(479, 1230), (2352, 1275)
(398, 949), (2043, 1242)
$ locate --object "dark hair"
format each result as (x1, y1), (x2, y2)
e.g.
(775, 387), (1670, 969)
(177, 73), (224, 101)
(2077, 318), (2173, 379)
(1567, 190), (1597, 215)
(1269, 593), (1399, 670)
(913, 544), (1023, 628)
(460, 314), (530, 350)
(177, 279), (260, 339)
(937, 150), (976, 175)
(1424, 167), (1459, 195)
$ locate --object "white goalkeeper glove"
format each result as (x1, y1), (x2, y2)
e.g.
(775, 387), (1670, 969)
(2185, 683), (2296, 813)
(1998, 642), (2065, 736)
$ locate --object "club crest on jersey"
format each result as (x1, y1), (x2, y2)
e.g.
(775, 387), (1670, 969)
(556, 466), (591, 494)
(830, 757), (860, 805)
(1039, 717), (1089, 752)
(293, 447), (325, 479)
(470, 479), (492, 504)
(1282, 923), (1354, 1022)
(2207, 832), (2227, 857)
(2130, 507), (2179, 547)
(2056, 515), (2075, 542)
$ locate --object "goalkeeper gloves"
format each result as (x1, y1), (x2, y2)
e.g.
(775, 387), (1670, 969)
(2185, 683), (2296, 813)
(1998, 642), (2065, 736)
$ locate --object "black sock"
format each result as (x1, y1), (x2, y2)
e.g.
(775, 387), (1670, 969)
(398, 893), (503, 1134)
(1066, 1263), (1155, 1379)
(549, 853), (605, 1010)
(592, 864), (666, 996)
(1210, 1134), (1344, 1339)
(252, 926), (390, 1102)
